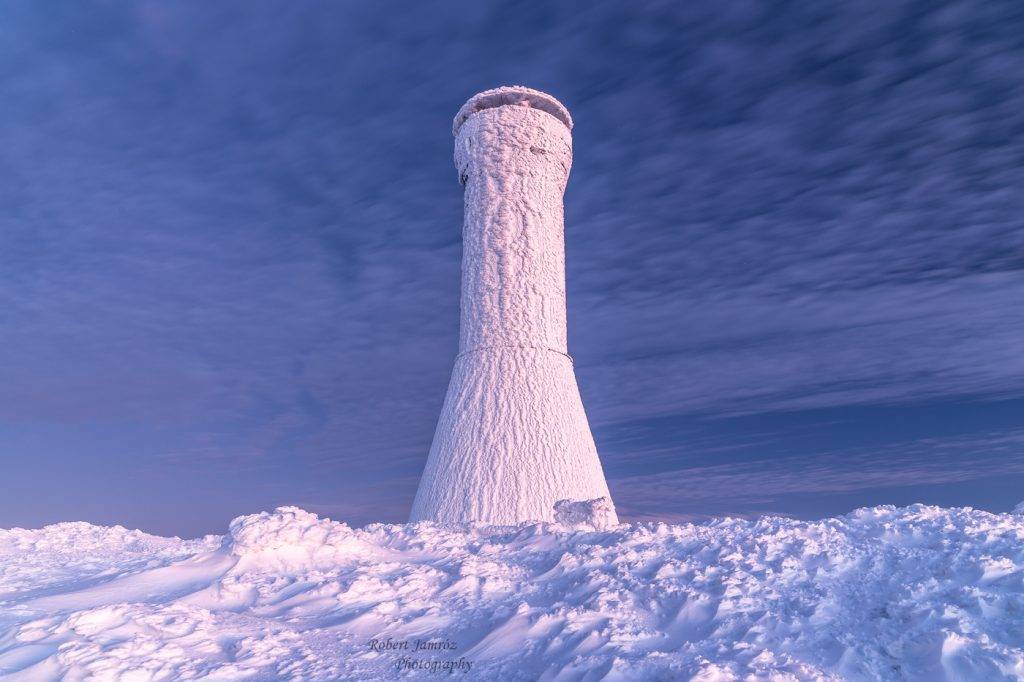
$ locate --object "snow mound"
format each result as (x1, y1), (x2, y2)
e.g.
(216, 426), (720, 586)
(227, 505), (372, 570)
(2, 504), (1023, 680)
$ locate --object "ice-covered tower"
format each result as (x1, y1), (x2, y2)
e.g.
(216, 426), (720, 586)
(410, 86), (617, 525)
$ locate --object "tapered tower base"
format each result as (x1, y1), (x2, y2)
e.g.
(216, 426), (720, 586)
(410, 348), (614, 524)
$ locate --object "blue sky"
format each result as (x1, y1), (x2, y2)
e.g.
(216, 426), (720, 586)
(1, 1), (1022, 536)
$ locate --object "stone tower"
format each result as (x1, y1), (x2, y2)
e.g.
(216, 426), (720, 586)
(409, 86), (616, 525)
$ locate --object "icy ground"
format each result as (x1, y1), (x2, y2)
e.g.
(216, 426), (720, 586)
(1, 505), (1023, 681)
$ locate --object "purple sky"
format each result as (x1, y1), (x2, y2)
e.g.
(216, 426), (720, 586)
(2, 1), (1023, 536)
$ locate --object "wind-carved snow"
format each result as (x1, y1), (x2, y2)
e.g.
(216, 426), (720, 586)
(411, 87), (616, 525)
(2, 504), (1024, 680)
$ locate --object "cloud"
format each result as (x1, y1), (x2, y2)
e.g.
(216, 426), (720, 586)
(577, 273), (1024, 423)
(611, 429), (1024, 521)
(0, 1), (1021, 530)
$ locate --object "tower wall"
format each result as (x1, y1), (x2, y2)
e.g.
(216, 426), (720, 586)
(409, 87), (616, 525)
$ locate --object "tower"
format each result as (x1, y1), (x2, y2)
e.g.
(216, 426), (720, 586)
(410, 86), (617, 525)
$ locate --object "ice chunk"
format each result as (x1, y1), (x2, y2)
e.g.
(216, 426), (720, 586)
(552, 497), (617, 530)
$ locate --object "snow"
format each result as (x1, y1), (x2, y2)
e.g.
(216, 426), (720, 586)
(553, 497), (617, 531)
(2, 504), (1023, 680)
(411, 87), (616, 525)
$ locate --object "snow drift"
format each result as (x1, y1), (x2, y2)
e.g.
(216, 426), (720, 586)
(1, 504), (1023, 680)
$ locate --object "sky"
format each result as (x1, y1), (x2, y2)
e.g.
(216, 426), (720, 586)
(1, 1), (1022, 537)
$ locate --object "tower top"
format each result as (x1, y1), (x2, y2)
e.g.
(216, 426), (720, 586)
(452, 86), (573, 137)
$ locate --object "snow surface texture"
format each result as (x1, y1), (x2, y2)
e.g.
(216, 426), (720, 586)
(2, 505), (1023, 681)
(411, 87), (616, 525)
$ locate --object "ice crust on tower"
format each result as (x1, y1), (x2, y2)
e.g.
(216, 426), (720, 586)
(410, 87), (616, 525)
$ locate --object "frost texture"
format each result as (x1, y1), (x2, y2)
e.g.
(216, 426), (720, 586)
(3, 504), (1024, 680)
(410, 87), (616, 525)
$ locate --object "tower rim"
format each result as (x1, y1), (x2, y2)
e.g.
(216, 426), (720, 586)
(453, 85), (573, 137)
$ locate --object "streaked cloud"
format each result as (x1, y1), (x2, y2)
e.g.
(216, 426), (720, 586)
(612, 429), (1024, 521)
